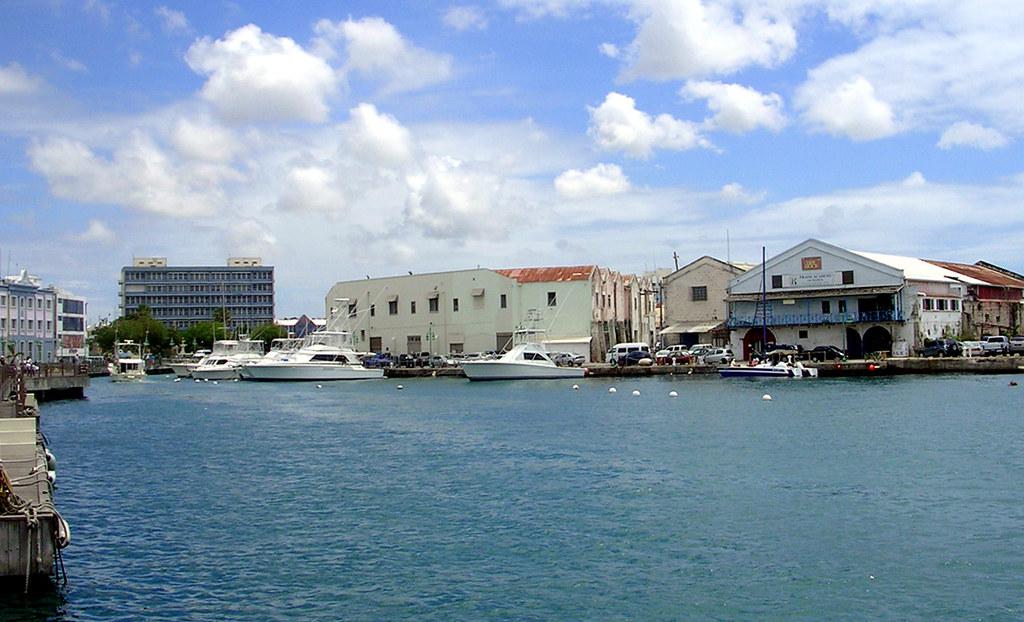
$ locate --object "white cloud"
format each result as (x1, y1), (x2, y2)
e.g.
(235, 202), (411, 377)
(50, 50), (87, 72)
(27, 134), (225, 217)
(683, 80), (786, 133)
(277, 165), (346, 215)
(937, 122), (1009, 151)
(170, 118), (238, 162)
(588, 92), (710, 158)
(620, 0), (798, 80)
(497, 0), (595, 19)
(76, 220), (116, 243)
(83, 0), (111, 23)
(314, 17), (453, 94)
(0, 63), (43, 95)
(404, 155), (512, 240)
(444, 6), (489, 31)
(599, 42), (620, 58)
(155, 6), (190, 34)
(554, 163), (630, 199)
(186, 24), (337, 123)
(798, 75), (896, 141)
(719, 182), (764, 204)
(902, 171), (926, 187)
(344, 103), (415, 168)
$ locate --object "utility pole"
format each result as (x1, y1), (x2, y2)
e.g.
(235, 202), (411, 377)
(672, 251), (679, 271)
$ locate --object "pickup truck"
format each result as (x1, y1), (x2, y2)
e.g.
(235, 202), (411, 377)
(981, 335), (1010, 355)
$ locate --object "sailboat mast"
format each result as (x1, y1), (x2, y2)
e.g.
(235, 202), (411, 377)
(761, 246), (767, 350)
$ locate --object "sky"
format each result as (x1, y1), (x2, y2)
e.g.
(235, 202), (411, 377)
(1, 0), (1022, 321)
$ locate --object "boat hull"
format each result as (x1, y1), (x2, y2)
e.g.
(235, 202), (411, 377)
(239, 363), (384, 381)
(462, 361), (586, 381)
(719, 365), (819, 379)
(167, 363), (197, 378)
(191, 365), (242, 381)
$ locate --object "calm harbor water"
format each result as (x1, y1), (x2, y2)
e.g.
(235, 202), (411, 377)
(5, 372), (1024, 620)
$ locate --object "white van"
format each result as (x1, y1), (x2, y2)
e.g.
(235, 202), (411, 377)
(606, 342), (651, 363)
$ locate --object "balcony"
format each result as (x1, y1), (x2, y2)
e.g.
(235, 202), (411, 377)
(727, 310), (904, 328)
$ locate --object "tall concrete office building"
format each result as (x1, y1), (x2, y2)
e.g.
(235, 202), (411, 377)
(119, 257), (275, 333)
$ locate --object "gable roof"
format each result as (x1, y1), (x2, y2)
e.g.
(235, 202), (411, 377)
(664, 255), (753, 283)
(853, 251), (985, 284)
(925, 260), (1024, 288)
(496, 265), (596, 283)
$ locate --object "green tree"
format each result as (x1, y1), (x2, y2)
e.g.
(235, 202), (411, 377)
(92, 315), (172, 355)
(180, 321), (228, 351)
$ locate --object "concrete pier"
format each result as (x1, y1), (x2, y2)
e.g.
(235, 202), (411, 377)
(22, 364), (89, 402)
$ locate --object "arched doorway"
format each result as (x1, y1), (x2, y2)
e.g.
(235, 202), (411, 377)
(862, 326), (893, 356)
(845, 327), (863, 358)
(742, 328), (776, 361)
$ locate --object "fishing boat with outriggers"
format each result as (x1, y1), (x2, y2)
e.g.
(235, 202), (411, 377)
(462, 327), (586, 381)
(191, 339), (265, 381)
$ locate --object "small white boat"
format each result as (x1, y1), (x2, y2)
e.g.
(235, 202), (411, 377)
(109, 341), (146, 382)
(167, 349), (210, 378)
(719, 359), (819, 379)
(239, 331), (383, 381)
(462, 329), (586, 381)
(191, 339), (265, 380)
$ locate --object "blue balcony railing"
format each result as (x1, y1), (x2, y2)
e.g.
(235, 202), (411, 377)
(727, 310), (904, 328)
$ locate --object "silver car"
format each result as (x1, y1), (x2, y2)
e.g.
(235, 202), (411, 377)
(702, 347), (734, 365)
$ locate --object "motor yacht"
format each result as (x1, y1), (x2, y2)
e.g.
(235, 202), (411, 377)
(462, 329), (586, 381)
(239, 331), (383, 381)
(191, 339), (265, 381)
(109, 340), (146, 382)
(167, 349), (210, 378)
(719, 359), (819, 379)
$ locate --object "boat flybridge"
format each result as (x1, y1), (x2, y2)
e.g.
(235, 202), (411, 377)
(462, 328), (586, 381)
(109, 340), (146, 382)
(191, 339), (265, 381)
(239, 330), (383, 381)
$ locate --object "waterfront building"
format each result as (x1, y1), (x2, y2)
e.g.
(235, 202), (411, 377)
(660, 256), (753, 348)
(0, 270), (58, 361)
(924, 261), (1024, 338)
(275, 315), (325, 338)
(119, 257), (275, 333)
(325, 265), (655, 362)
(726, 239), (978, 360)
(55, 288), (88, 359)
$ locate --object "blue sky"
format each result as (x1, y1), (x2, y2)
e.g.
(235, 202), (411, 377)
(1, 0), (1022, 320)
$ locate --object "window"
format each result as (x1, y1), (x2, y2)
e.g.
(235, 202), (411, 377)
(360, 330), (365, 341)
(450, 342), (463, 354)
(691, 286), (708, 302)
(348, 303), (357, 318)
(388, 300), (398, 315)
(547, 291), (557, 306)
(951, 300), (959, 311)
(799, 330), (808, 339)
(429, 298), (439, 313)
(923, 298), (934, 311)
(410, 301), (417, 314)
(370, 304), (375, 317)
(500, 294), (507, 309)
(842, 270), (854, 285)
(453, 298), (459, 312)
(937, 299), (948, 311)
(821, 300), (831, 314)
(838, 300), (847, 314)
(27, 298), (33, 308)
(771, 275), (783, 289)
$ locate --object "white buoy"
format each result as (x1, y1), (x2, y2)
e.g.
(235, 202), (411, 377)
(316, 384), (323, 389)
(632, 390), (641, 396)
(194, 378), (200, 382)
(397, 384), (404, 390)
(212, 381), (218, 385)
(608, 387), (617, 393)
(762, 394), (772, 401)
(572, 384), (579, 390)
(233, 378), (239, 382)
(203, 378), (209, 383)
(687, 369), (693, 375)
(669, 390), (678, 397)
(173, 378), (181, 383)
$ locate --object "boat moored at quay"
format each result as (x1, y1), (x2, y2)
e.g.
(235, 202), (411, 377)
(238, 331), (383, 381)
(191, 340), (265, 381)
(462, 329), (586, 381)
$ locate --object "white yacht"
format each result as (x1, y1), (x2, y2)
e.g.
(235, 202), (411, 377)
(191, 339), (265, 381)
(167, 349), (210, 378)
(239, 331), (383, 381)
(719, 359), (819, 379)
(462, 329), (586, 381)
(109, 341), (146, 382)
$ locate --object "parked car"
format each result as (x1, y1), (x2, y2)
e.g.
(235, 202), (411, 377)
(362, 352), (394, 368)
(702, 347), (734, 365)
(807, 345), (847, 361)
(655, 345), (691, 365)
(687, 345), (714, 359)
(981, 335), (1010, 355)
(1010, 336), (1024, 354)
(916, 339), (961, 358)
(766, 343), (804, 354)
(606, 342), (651, 363)
(616, 350), (653, 366)
(961, 340), (985, 357)
(550, 352), (576, 367)
(397, 353), (417, 368)
(427, 355), (455, 368)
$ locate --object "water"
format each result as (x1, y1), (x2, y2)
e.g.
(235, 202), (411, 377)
(5, 373), (1024, 620)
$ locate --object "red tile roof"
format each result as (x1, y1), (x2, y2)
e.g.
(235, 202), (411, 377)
(496, 265), (596, 283)
(925, 260), (1024, 288)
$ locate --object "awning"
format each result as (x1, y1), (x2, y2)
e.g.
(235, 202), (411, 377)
(471, 288), (485, 296)
(659, 321), (723, 335)
(728, 285), (900, 302)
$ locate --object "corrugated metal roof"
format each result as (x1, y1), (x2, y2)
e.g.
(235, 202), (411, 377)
(853, 251), (986, 284)
(496, 265), (595, 283)
(925, 260), (1024, 288)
